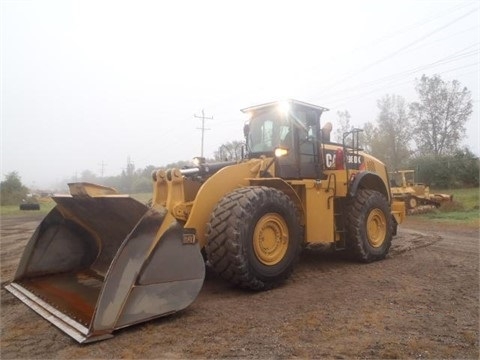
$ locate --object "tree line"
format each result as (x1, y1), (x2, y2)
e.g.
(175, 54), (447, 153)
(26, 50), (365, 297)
(64, 160), (195, 195)
(332, 74), (478, 187)
(212, 75), (478, 187)
(1, 74), (477, 205)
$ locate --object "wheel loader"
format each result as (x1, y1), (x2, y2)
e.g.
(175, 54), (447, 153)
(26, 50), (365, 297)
(5, 99), (405, 343)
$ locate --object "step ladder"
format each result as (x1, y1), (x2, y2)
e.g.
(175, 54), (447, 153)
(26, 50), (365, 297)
(333, 198), (347, 251)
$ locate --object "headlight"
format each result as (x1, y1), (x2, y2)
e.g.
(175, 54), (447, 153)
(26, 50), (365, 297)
(278, 100), (290, 115)
(274, 147), (289, 157)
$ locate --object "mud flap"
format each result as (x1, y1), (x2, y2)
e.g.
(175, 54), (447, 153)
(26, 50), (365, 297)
(5, 195), (205, 343)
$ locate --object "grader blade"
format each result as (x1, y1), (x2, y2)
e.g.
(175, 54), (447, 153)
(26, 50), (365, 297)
(5, 192), (205, 343)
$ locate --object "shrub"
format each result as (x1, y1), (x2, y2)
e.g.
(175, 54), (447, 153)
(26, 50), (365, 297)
(0, 172), (29, 206)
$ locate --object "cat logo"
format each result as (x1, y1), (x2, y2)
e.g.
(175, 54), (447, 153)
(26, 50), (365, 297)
(324, 150), (364, 170)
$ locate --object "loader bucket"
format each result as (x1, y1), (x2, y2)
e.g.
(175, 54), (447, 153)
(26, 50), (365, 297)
(5, 191), (205, 343)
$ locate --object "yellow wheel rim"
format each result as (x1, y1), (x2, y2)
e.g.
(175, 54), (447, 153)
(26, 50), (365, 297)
(253, 213), (289, 265)
(366, 209), (387, 248)
(409, 197), (417, 208)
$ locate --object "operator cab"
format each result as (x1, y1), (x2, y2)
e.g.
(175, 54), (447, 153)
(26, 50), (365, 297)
(242, 99), (329, 179)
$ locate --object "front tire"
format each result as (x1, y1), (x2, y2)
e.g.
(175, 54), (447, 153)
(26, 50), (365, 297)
(205, 186), (302, 290)
(346, 189), (393, 262)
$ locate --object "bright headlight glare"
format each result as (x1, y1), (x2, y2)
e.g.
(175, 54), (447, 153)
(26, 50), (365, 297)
(275, 148), (289, 157)
(278, 100), (290, 115)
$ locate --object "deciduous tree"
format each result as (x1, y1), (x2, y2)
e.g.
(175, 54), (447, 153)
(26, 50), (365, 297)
(375, 94), (412, 170)
(334, 110), (352, 143)
(0, 171), (29, 205)
(410, 74), (472, 157)
(362, 94), (411, 170)
(214, 140), (244, 161)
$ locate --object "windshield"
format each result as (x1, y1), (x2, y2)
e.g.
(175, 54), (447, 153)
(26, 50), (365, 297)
(248, 109), (291, 153)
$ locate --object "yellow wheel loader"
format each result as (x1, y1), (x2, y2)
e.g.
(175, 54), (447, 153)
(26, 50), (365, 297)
(5, 99), (405, 343)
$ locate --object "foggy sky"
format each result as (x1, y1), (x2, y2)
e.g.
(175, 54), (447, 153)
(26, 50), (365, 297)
(1, 0), (479, 189)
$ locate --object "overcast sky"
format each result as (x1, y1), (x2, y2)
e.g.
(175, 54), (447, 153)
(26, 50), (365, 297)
(1, 0), (479, 189)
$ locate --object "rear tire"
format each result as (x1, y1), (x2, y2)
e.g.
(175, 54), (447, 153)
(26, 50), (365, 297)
(346, 189), (392, 262)
(205, 186), (302, 290)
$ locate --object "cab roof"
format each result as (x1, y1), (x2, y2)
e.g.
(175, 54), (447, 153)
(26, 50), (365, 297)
(240, 99), (329, 113)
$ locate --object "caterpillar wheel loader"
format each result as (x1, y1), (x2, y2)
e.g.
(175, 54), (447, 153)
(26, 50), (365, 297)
(5, 99), (405, 343)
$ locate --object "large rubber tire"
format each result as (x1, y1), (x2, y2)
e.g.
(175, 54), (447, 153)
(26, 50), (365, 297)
(19, 203), (40, 211)
(346, 189), (393, 263)
(205, 186), (302, 291)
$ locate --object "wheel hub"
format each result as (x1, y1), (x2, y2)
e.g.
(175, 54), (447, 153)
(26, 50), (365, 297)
(409, 197), (418, 209)
(366, 209), (387, 248)
(253, 213), (289, 265)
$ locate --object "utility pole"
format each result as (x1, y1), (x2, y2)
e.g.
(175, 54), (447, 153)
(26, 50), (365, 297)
(194, 109), (212, 158)
(99, 161), (107, 177)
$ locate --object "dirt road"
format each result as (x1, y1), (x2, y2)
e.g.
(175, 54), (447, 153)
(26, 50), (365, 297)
(1, 215), (478, 359)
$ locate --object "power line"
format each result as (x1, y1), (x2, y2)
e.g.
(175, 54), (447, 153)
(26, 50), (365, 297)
(303, 2), (477, 92)
(319, 43), (479, 101)
(314, 40), (479, 108)
(349, 2), (476, 57)
(399, 25), (480, 56)
(316, 7), (479, 97)
(324, 62), (479, 109)
(194, 109), (213, 158)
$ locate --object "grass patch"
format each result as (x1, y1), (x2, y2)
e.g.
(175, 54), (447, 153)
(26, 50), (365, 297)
(1, 193), (152, 218)
(2, 188), (478, 227)
(417, 187), (479, 226)
(433, 187), (479, 210)
(0, 199), (56, 217)
(421, 208), (479, 224)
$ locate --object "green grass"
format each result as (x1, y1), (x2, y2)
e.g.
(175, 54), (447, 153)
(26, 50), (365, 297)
(0, 193), (152, 218)
(0, 200), (56, 217)
(2, 189), (479, 227)
(418, 187), (479, 226)
(439, 187), (479, 209)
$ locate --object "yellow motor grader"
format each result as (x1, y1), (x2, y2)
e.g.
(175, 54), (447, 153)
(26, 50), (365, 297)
(6, 99), (405, 343)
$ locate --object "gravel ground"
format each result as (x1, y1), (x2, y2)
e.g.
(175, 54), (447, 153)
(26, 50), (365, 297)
(1, 215), (478, 359)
